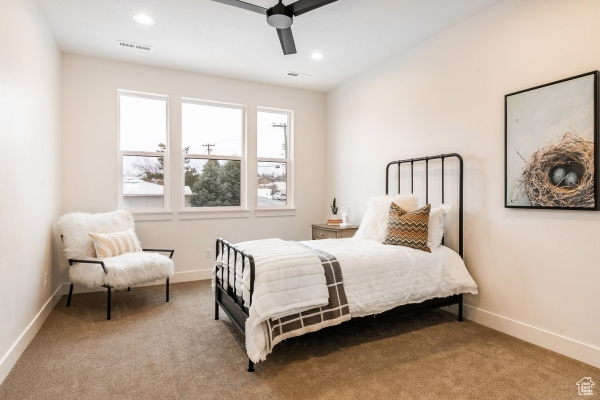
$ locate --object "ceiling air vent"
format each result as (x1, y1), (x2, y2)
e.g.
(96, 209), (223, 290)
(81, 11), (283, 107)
(287, 71), (312, 77)
(117, 40), (153, 52)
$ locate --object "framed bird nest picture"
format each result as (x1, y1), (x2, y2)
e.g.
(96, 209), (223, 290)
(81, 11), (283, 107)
(505, 70), (599, 210)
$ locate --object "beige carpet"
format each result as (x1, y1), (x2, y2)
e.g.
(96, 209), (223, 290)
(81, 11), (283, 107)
(0, 280), (597, 399)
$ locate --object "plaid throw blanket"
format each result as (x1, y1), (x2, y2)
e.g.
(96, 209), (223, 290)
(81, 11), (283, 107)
(264, 245), (351, 352)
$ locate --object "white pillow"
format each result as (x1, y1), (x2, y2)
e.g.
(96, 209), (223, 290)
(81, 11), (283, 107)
(354, 194), (418, 242)
(427, 204), (451, 249)
(89, 229), (142, 258)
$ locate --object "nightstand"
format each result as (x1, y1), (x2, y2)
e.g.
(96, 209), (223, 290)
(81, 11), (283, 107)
(311, 224), (358, 240)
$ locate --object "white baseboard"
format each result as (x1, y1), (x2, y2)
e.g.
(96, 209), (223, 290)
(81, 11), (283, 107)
(170, 269), (211, 283)
(0, 285), (64, 385)
(464, 304), (600, 369)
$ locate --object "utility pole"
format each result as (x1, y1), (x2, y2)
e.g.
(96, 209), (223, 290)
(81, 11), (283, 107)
(272, 123), (287, 158)
(202, 143), (215, 155)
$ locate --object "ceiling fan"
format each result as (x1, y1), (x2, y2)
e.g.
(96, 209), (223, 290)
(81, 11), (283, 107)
(212, 0), (338, 55)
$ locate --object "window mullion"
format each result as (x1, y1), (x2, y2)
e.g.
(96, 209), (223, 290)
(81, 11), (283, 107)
(186, 154), (242, 162)
(122, 151), (164, 157)
(257, 157), (289, 163)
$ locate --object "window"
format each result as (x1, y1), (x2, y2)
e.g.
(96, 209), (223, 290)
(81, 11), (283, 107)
(182, 99), (245, 209)
(118, 91), (169, 211)
(257, 108), (292, 208)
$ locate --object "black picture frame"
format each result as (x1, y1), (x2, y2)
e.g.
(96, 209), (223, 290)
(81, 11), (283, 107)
(505, 71), (599, 210)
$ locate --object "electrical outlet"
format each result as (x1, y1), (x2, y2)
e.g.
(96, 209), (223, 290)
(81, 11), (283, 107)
(205, 249), (211, 258)
(44, 273), (48, 287)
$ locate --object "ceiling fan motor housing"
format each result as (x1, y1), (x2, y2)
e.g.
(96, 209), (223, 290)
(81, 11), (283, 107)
(267, 2), (293, 29)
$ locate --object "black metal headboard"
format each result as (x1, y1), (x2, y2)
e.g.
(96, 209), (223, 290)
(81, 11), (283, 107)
(385, 153), (464, 257)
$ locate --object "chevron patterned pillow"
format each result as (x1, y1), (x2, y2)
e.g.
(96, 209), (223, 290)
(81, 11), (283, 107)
(383, 203), (431, 253)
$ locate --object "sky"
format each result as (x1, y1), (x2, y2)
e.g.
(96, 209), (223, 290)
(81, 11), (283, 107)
(120, 95), (289, 158)
(119, 94), (290, 178)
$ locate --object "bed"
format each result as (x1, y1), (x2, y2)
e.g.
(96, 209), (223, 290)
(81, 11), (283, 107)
(213, 153), (478, 372)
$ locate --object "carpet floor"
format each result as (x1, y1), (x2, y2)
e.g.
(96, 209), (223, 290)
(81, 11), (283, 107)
(0, 280), (597, 399)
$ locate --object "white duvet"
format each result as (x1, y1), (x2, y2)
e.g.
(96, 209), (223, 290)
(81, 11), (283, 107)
(301, 238), (478, 317)
(213, 239), (329, 362)
(214, 237), (478, 362)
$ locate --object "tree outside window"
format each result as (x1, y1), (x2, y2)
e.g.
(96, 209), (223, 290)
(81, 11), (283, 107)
(182, 100), (245, 208)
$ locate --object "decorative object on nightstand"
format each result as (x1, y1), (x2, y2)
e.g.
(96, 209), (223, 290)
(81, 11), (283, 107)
(327, 218), (343, 226)
(312, 224), (358, 240)
(330, 197), (338, 219)
(327, 197), (343, 225)
(339, 205), (350, 227)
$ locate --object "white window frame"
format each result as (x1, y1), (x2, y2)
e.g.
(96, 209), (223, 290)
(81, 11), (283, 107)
(117, 90), (171, 218)
(179, 98), (248, 219)
(255, 107), (294, 216)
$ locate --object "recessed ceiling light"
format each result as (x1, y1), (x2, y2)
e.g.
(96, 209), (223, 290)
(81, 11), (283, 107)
(133, 14), (155, 25)
(311, 52), (324, 60)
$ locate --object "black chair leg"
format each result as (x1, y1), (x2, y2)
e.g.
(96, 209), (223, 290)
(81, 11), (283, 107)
(127, 287), (131, 291)
(166, 278), (170, 302)
(248, 359), (255, 372)
(458, 294), (464, 322)
(66, 283), (74, 307)
(107, 287), (111, 320)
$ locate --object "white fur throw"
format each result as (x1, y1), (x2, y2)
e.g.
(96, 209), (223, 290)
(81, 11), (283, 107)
(69, 252), (174, 289)
(58, 210), (174, 289)
(354, 195), (418, 242)
(58, 210), (138, 260)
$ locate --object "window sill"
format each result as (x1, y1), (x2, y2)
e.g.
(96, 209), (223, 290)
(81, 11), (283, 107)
(130, 211), (173, 221)
(255, 208), (296, 217)
(178, 209), (251, 220)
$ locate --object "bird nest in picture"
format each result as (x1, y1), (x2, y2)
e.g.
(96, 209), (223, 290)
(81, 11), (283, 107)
(514, 132), (595, 208)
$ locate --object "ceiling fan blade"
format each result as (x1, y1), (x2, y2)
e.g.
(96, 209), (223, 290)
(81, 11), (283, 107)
(287, 0), (338, 16)
(211, 0), (267, 14)
(276, 27), (297, 55)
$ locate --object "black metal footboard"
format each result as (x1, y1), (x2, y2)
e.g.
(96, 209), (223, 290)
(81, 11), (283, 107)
(214, 238), (256, 372)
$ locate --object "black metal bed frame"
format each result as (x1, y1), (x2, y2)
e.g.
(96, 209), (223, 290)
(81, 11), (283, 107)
(214, 153), (464, 372)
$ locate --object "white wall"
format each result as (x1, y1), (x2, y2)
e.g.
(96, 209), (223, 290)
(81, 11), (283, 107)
(61, 54), (327, 282)
(326, 0), (600, 368)
(0, 0), (61, 384)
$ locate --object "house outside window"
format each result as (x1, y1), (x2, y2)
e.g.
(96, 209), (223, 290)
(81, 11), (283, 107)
(257, 108), (293, 208)
(181, 99), (245, 209)
(118, 91), (169, 211)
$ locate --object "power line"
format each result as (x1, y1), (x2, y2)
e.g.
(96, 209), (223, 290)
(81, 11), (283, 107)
(203, 143), (215, 155)
(272, 123), (288, 158)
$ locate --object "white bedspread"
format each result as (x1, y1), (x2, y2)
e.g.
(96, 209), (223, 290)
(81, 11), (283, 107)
(213, 238), (329, 362)
(301, 238), (478, 317)
(214, 237), (478, 363)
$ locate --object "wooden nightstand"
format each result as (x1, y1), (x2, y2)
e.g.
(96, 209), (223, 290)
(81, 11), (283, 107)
(312, 224), (358, 240)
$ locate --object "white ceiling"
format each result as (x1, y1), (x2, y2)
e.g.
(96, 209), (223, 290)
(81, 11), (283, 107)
(35, 0), (501, 92)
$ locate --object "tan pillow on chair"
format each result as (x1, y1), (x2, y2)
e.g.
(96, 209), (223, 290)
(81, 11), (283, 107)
(89, 229), (142, 258)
